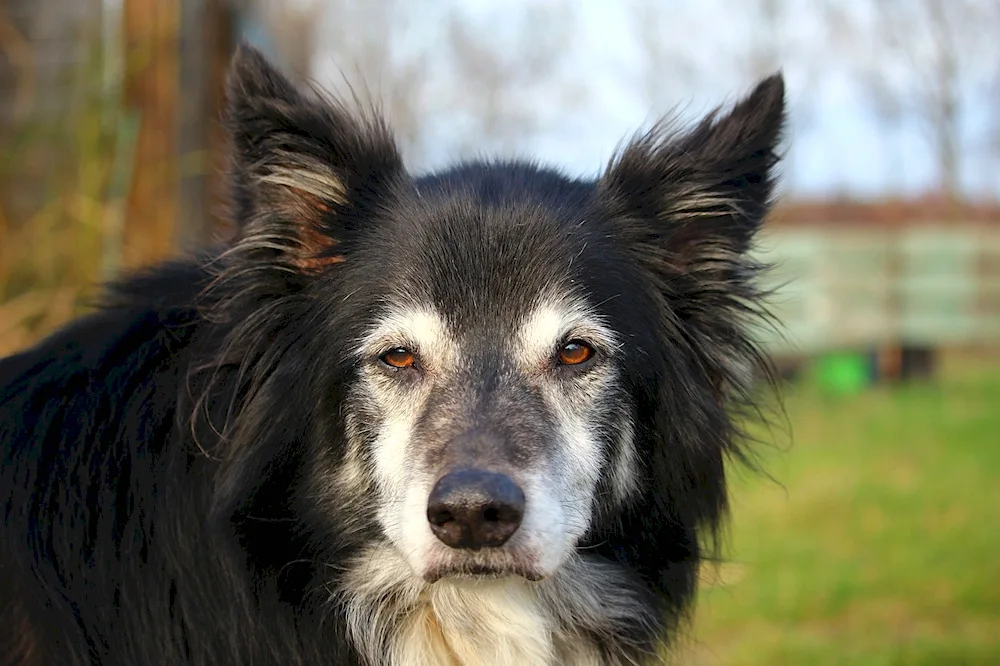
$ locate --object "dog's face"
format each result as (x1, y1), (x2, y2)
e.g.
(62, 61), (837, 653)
(217, 46), (784, 592)
(345, 236), (634, 582)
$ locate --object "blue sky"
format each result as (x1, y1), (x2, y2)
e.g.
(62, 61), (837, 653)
(304, 0), (999, 200)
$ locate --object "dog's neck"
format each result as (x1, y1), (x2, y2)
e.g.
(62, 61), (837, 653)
(391, 578), (565, 665)
(339, 544), (659, 666)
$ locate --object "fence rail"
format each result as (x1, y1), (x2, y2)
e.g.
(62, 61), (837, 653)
(755, 225), (1000, 354)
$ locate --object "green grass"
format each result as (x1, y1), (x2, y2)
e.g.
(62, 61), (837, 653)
(678, 360), (1000, 665)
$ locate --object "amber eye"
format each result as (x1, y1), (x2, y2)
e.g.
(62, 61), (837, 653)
(380, 347), (416, 369)
(557, 340), (595, 366)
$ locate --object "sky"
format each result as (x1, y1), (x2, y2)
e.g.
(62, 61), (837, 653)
(300, 0), (999, 200)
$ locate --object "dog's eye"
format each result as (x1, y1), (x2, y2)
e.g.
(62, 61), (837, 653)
(380, 347), (416, 369)
(557, 340), (595, 366)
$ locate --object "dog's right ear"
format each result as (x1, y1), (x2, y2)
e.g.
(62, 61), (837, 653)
(224, 43), (404, 272)
(600, 75), (785, 273)
(599, 76), (785, 401)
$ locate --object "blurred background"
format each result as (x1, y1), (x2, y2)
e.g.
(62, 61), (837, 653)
(1, 0), (998, 663)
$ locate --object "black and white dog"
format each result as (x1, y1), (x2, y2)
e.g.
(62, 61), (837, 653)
(0, 45), (784, 665)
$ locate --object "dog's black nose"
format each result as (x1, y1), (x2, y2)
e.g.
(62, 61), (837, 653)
(426, 469), (525, 549)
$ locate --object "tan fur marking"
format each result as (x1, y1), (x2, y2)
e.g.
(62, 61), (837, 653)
(259, 162), (347, 206)
(255, 168), (348, 271)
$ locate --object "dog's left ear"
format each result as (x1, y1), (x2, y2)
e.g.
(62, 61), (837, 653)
(224, 43), (404, 272)
(601, 74), (785, 272)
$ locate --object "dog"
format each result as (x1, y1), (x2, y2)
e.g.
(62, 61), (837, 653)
(0, 44), (784, 665)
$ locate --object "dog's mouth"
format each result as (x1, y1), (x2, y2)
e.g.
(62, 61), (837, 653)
(423, 563), (545, 583)
(421, 552), (546, 583)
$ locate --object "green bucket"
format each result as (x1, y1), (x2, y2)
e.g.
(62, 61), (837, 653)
(813, 352), (870, 395)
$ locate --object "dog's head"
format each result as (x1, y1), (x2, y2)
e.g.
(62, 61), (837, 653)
(211, 45), (784, 590)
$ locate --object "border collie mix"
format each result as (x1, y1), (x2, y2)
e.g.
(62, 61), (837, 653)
(0, 45), (784, 665)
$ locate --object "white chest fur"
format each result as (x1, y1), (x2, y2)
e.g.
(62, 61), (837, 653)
(340, 545), (652, 666)
(391, 578), (570, 666)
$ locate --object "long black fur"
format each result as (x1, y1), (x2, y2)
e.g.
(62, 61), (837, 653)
(0, 44), (784, 665)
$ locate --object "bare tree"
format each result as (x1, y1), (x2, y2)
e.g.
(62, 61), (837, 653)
(628, 0), (703, 113)
(628, 0), (823, 195)
(629, 0), (805, 102)
(825, 0), (1000, 203)
(441, 2), (583, 158)
(310, 1), (582, 169)
(743, 0), (790, 81)
(250, 1), (320, 80)
(307, 0), (430, 160)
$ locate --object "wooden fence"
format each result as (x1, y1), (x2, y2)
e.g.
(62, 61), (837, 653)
(754, 226), (1000, 355)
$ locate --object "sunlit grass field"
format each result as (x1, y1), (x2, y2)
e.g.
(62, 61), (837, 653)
(680, 356), (1000, 665)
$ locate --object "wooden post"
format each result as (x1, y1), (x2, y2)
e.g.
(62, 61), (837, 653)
(175, 0), (207, 250)
(176, 0), (237, 247)
(204, 0), (237, 242)
(122, 0), (180, 268)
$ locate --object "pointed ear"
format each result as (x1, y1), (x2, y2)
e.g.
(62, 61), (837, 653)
(601, 76), (785, 399)
(224, 43), (404, 271)
(601, 74), (786, 272)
